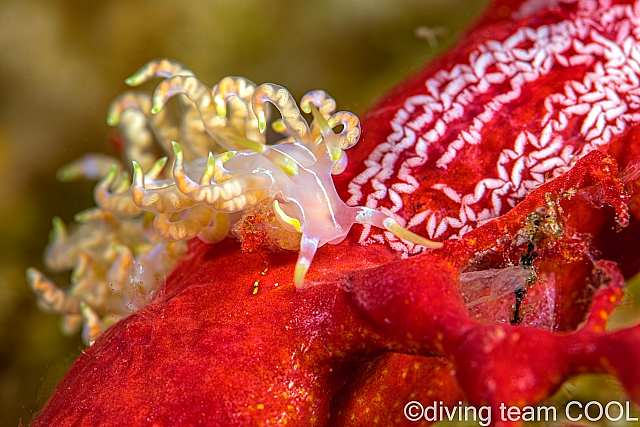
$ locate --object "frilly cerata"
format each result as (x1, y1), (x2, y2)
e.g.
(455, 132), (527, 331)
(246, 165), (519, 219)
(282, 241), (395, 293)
(27, 59), (440, 345)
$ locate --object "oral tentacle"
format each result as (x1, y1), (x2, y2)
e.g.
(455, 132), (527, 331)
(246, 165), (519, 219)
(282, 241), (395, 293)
(355, 207), (443, 249)
(382, 217), (443, 249)
(294, 233), (320, 288)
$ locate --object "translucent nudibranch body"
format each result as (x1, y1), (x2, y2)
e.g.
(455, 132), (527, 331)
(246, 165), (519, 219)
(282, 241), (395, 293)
(125, 59), (442, 286)
(28, 59), (441, 344)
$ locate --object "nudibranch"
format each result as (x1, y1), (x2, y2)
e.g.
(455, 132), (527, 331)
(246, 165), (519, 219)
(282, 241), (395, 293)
(28, 59), (440, 344)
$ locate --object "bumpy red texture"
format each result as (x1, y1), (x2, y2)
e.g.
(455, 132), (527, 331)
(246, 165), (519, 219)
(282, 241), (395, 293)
(32, 0), (640, 426)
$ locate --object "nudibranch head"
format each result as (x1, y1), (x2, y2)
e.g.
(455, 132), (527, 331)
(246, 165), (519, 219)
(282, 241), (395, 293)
(29, 58), (441, 344)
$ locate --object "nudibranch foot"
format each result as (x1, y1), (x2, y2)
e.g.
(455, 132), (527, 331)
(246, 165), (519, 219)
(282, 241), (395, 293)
(294, 234), (320, 288)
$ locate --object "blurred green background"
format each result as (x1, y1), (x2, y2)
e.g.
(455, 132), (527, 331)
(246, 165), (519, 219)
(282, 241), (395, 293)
(3, 1), (639, 426)
(0, 0), (488, 424)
